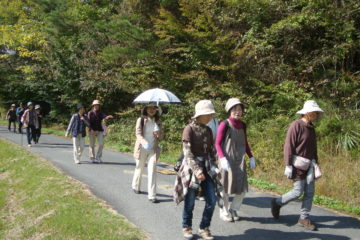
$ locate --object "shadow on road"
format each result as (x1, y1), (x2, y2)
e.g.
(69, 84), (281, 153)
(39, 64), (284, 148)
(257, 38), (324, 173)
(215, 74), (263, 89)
(215, 228), (351, 240)
(39, 143), (73, 148)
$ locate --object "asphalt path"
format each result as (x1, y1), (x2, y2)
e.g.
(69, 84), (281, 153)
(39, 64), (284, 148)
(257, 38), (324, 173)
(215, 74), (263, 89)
(1, 127), (359, 240)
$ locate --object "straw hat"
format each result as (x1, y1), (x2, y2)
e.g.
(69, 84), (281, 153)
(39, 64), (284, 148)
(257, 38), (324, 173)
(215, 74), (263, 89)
(296, 100), (324, 115)
(225, 98), (245, 113)
(192, 100), (216, 119)
(92, 100), (101, 106)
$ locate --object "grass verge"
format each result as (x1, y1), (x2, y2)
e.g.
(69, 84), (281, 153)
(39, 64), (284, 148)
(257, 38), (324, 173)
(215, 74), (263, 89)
(0, 138), (146, 240)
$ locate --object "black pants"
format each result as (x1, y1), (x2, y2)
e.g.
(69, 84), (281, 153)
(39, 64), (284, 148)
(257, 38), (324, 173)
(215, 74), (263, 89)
(26, 125), (37, 144)
(18, 121), (23, 133)
(35, 128), (41, 143)
(8, 120), (16, 132)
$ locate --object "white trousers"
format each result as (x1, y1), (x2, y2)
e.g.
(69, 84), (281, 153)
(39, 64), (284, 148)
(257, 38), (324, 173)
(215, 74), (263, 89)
(220, 192), (246, 217)
(132, 148), (157, 199)
(89, 131), (104, 160)
(72, 135), (85, 163)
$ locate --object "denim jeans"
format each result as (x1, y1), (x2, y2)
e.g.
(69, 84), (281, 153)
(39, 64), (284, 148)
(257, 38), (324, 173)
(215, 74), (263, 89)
(26, 125), (37, 144)
(276, 179), (315, 219)
(182, 174), (217, 229)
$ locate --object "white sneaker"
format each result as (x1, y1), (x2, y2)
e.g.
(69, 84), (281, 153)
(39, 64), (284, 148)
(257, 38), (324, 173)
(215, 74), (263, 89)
(28, 144), (32, 147)
(220, 214), (233, 222)
(96, 157), (102, 163)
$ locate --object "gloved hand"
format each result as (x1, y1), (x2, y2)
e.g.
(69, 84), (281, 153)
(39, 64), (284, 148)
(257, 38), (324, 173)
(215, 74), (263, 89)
(284, 165), (293, 178)
(142, 143), (151, 151)
(250, 157), (256, 170)
(220, 157), (230, 171)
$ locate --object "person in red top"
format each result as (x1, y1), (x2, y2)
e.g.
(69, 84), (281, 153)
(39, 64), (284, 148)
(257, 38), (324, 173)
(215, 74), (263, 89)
(215, 98), (256, 222)
(87, 100), (113, 163)
(271, 100), (324, 231)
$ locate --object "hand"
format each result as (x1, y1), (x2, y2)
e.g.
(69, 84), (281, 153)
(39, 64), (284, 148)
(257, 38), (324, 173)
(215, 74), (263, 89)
(80, 116), (84, 121)
(250, 157), (256, 170)
(197, 173), (206, 181)
(220, 157), (230, 171)
(153, 130), (159, 138)
(284, 165), (293, 178)
(105, 115), (113, 119)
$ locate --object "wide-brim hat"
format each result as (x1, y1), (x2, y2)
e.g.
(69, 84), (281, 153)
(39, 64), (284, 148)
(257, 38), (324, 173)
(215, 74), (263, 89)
(77, 103), (84, 110)
(35, 105), (40, 110)
(92, 100), (101, 106)
(192, 100), (216, 119)
(11, 104), (15, 107)
(296, 100), (324, 115)
(225, 98), (245, 113)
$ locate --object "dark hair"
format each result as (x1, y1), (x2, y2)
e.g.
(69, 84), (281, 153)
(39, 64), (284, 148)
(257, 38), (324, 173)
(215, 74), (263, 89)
(228, 104), (245, 116)
(141, 106), (160, 122)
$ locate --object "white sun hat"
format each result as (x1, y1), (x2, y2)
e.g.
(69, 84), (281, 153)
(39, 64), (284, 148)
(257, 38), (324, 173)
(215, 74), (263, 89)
(225, 98), (245, 113)
(192, 100), (216, 119)
(296, 100), (324, 115)
(35, 105), (41, 110)
(92, 100), (101, 106)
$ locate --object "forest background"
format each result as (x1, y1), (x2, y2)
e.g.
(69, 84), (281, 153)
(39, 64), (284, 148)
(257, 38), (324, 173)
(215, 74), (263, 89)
(0, 0), (359, 216)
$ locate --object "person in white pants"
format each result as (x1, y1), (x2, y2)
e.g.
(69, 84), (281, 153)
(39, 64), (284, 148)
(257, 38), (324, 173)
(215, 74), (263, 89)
(65, 104), (90, 164)
(132, 104), (163, 203)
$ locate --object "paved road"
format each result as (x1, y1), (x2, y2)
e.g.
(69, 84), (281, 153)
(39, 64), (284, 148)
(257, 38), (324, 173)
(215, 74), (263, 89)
(1, 127), (359, 240)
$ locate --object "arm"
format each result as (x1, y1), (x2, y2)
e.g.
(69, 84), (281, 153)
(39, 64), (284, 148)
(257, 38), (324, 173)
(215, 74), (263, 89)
(135, 117), (148, 146)
(65, 115), (76, 137)
(242, 122), (253, 158)
(182, 125), (202, 177)
(215, 121), (227, 158)
(82, 115), (90, 127)
(6, 110), (10, 120)
(283, 122), (298, 166)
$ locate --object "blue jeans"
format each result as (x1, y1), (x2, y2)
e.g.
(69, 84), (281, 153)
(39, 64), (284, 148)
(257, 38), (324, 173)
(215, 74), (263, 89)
(26, 125), (36, 144)
(182, 174), (216, 229)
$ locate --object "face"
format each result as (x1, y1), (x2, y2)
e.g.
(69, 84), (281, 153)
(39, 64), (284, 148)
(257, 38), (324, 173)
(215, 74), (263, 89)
(197, 114), (213, 125)
(230, 104), (243, 120)
(306, 112), (319, 122)
(93, 104), (100, 111)
(79, 107), (85, 115)
(28, 104), (33, 110)
(146, 106), (157, 117)
(35, 108), (40, 112)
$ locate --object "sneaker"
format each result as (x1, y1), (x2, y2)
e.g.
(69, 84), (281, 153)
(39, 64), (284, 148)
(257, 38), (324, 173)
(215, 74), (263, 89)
(271, 198), (281, 219)
(149, 198), (159, 203)
(220, 214), (233, 222)
(96, 157), (102, 163)
(197, 196), (205, 201)
(28, 144), (32, 147)
(229, 209), (240, 221)
(182, 227), (193, 240)
(199, 228), (214, 240)
(298, 218), (317, 231)
(133, 189), (141, 194)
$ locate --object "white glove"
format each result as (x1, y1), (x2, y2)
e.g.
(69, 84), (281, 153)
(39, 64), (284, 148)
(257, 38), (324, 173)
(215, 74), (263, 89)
(284, 165), (293, 178)
(220, 157), (230, 171)
(142, 143), (151, 151)
(249, 157), (256, 170)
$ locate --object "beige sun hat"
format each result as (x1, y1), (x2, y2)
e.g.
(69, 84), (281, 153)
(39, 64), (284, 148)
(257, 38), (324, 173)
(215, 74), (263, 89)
(11, 104), (16, 107)
(92, 100), (101, 106)
(296, 100), (324, 115)
(225, 98), (245, 113)
(192, 100), (216, 119)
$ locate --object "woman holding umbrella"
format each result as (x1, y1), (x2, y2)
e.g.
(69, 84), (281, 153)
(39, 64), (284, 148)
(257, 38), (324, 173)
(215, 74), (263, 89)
(132, 104), (163, 203)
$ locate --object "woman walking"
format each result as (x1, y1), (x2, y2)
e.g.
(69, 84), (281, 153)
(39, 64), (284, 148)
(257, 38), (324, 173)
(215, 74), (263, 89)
(132, 104), (163, 203)
(66, 104), (90, 164)
(6, 104), (17, 133)
(34, 105), (42, 143)
(271, 100), (324, 231)
(21, 102), (39, 147)
(174, 100), (220, 240)
(215, 98), (256, 222)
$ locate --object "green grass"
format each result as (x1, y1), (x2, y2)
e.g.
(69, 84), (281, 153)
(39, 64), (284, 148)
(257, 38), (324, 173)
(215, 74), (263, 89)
(0, 138), (147, 240)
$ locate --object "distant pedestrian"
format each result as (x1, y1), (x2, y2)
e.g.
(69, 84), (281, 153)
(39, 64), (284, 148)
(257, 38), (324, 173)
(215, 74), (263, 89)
(21, 102), (39, 147)
(6, 104), (17, 133)
(66, 104), (90, 164)
(174, 100), (220, 240)
(87, 100), (113, 163)
(132, 104), (163, 203)
(16, 103), (24, 133)
(215, 98), (256, 222)
(271, 100), (324, 231)
(34, 105), (42, 143)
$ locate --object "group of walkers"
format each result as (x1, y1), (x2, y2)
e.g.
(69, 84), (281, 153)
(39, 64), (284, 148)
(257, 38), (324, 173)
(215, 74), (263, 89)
(6, 102), (43, 146)
(130, 98), (323, 240)
(4, 97), (324, 240)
